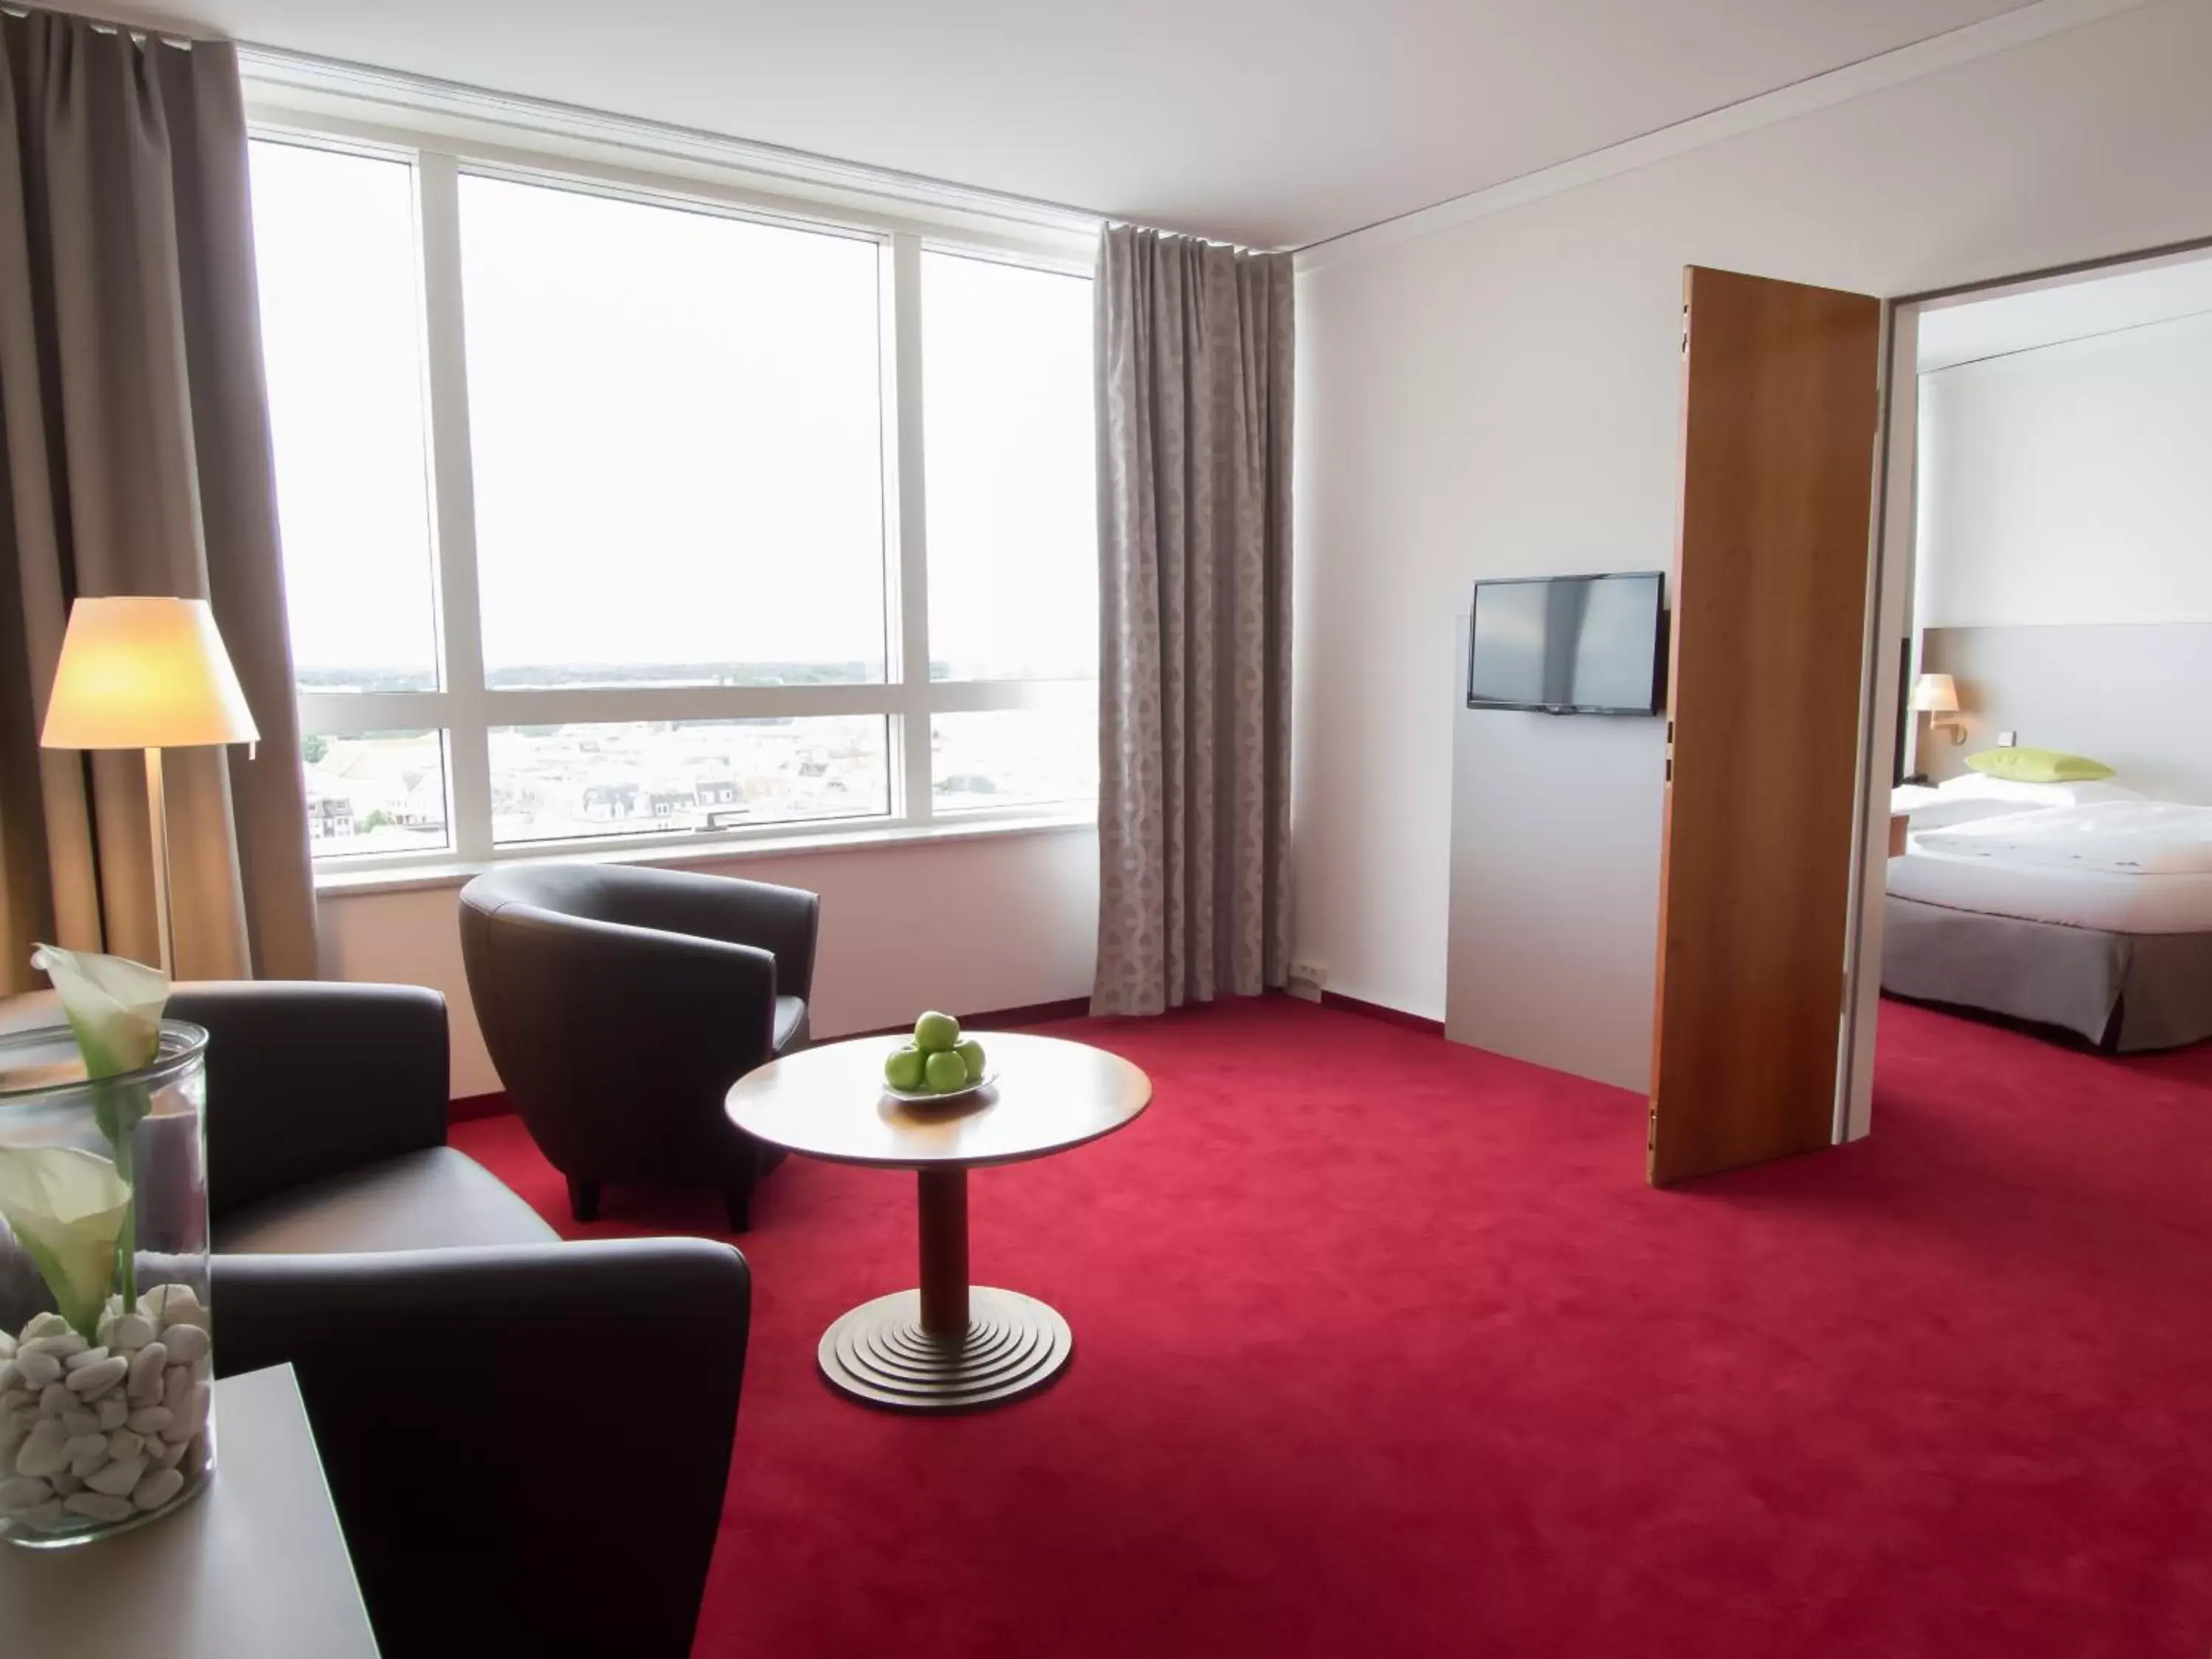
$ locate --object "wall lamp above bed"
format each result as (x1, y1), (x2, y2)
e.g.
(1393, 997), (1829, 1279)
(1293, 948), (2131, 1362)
(1910, 672), (1966, 745)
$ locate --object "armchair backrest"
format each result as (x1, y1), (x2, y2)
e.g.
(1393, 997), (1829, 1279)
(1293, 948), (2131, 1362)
(456, 865), (821, 1184)
(167, 981), (450, 1222)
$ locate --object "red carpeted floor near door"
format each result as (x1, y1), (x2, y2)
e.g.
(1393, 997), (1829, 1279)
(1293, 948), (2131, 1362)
(452, 996), (2212, 1658)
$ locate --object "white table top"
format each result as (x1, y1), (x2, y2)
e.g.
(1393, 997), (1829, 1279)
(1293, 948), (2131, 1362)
(726, 1032), (1151, 1169)
(0, 1363), (378, 1657)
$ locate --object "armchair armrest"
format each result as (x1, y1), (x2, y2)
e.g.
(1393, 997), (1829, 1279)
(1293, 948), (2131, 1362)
(606, 867), (821, 1005)
(168, 981), (449, 1224)
(213, 1238), (749, 1659)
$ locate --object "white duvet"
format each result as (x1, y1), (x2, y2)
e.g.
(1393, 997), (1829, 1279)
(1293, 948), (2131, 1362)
(1910, 799), (2212, 876)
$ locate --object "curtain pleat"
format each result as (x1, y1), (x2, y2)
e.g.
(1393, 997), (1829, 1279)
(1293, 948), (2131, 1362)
(0, 8), (316, 989)
(1091, 224), (1293, 1016)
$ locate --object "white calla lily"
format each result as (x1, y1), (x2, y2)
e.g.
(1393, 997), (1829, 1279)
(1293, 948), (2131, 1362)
(25, 945), (171, 1327)
(29, 945), (168, 1078)
(0, 1145), (130, 1338)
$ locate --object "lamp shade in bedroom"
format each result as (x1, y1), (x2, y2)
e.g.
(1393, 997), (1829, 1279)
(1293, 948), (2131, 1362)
(1909, 672), (1959, 714)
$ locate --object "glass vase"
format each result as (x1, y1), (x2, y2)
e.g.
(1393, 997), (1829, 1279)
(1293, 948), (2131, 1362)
(0, 1020), (215, 1546)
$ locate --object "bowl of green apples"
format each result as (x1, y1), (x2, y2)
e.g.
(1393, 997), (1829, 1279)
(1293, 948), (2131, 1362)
(881, 1010), (993, 1103)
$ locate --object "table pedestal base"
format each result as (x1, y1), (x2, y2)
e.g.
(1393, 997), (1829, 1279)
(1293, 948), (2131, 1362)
(818, 1287), (1072, 1413)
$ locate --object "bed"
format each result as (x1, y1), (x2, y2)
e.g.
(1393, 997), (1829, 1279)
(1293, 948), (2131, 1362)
(1881, 779), (2212, 1051)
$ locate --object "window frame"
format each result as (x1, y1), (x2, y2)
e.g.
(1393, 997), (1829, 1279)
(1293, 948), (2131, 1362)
(250, 114), (1099, 877)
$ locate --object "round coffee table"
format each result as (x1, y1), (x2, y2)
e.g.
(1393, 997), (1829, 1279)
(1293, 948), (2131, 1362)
(725, 1032), (1151, 1413)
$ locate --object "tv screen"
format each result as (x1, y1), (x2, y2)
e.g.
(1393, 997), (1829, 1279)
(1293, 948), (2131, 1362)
(1466, 572), (1666, 715)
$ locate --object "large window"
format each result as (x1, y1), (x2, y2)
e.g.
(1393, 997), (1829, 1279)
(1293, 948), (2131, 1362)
(250, 136), (1097, 867)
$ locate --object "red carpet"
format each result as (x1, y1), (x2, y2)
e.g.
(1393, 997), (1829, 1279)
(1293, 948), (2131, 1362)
(451, 997), (2212, 1658)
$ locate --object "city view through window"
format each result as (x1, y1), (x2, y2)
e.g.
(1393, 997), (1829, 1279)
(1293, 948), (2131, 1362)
(251, 138), (1097, 860)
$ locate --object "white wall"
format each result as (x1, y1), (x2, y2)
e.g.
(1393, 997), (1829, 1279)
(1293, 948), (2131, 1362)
(319, 827), (1098, 1097)
(1291, 0), (2212, 1088)
(1916, 309), (2212, 628)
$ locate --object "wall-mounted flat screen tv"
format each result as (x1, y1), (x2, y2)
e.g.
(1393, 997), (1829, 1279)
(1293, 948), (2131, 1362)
(1466, 572), (1667, 715)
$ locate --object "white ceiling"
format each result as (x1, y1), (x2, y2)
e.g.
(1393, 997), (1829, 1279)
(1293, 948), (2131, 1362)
(1919, 250), (2212, 372)
(108, 0), (2034, 248)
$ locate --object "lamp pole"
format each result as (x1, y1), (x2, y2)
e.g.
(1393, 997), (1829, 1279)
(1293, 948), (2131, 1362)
(144, 746), (173, 975)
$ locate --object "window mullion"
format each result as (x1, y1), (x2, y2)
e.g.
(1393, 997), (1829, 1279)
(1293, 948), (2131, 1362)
(890, 231), (934, 828)
(416, 151), (495, 862)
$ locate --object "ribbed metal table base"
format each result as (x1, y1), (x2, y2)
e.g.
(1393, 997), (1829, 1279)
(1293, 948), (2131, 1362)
(817, 1287), (1073, 1413)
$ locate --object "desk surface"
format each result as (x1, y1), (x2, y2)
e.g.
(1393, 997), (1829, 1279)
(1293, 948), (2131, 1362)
(0, 1363), (378, 1658)
(726, 1031), (1151, 1169)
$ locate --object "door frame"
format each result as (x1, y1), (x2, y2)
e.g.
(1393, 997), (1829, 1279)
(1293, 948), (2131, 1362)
(1832, 230), (2212, 1142)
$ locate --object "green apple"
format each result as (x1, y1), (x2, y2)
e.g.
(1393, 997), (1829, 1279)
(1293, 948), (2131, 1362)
(954, 1037), (986, 1084)
(914, 1010), (961, 1054)
(883, 1045), (926, 1092)
(923, 1050), (969, 1093)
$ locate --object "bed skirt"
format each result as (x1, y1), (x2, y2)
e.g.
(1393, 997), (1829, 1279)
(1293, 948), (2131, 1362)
(1881, 895), (2212, 1051)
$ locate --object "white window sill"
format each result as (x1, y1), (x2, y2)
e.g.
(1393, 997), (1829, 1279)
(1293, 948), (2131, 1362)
(313, 810), (1098, 898)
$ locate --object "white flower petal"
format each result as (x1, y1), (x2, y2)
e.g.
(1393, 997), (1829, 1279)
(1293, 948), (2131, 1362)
(0, 1147), (130, 1338)
(29, 945), (167, 1079)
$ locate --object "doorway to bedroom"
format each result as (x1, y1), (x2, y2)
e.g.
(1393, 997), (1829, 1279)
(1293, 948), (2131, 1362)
(1868, 243), (2212, 1105)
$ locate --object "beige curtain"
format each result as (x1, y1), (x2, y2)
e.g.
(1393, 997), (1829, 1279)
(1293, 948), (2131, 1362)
(0, 9), (316, 990)
(1091, 224), (1293, 1016)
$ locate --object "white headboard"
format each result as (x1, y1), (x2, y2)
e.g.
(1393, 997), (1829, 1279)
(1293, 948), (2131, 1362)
(1918, 622), (2212, 804)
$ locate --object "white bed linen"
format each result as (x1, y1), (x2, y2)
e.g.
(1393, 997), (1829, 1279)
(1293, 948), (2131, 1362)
(1888, 849), (2212, 933)
(1911, 800), (2212, 876)
(1892, 776), (2139, 832)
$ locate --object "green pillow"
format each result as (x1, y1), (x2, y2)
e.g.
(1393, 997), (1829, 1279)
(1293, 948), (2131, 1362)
(1964, 747), (2114, 784)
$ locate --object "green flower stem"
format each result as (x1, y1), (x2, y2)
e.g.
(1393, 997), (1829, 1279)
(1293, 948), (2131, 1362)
(111, 1123), (137, 1314)
(90, 1075), (147, 1315)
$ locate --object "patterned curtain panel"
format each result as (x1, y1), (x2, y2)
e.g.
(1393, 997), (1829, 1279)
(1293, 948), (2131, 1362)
(0, 10), (317, 988)
(1091, 224), (1293, 1016)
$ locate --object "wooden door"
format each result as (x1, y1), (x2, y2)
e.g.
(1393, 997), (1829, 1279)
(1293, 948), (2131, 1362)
(1649, 266), (1883, 1186)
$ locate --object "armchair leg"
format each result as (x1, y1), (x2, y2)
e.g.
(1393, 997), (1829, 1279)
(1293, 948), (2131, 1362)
(568, 1178), (601, 1223)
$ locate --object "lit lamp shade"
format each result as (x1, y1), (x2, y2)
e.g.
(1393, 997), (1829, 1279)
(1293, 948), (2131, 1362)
(41, 597), (259, 751)
(1908, 672), (1959, 715)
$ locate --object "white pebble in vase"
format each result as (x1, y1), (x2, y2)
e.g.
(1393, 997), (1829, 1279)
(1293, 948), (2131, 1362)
(82, 1456), (145, 1497)
(127, 1342), (167, 1406)
(15, 1352), (60, 1391)
(65, 1356), (128, 1399)
(61, 1492), (133, 1524)
(131, 1467), (184, 1512)
(0, 1476), (51, 1513)
(14, 1421), (67, 1480)
(5, 1289), (217, 1544)
(161, 1382), (211, 1444)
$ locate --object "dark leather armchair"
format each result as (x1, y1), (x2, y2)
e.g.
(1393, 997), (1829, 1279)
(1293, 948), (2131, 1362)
(172, 981), (748, 1659)
(457, 863), (819, 1231)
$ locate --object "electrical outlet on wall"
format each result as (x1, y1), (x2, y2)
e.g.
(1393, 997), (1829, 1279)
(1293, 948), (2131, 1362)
(1287, 959), (1327, 1003)
(1998, 731), (2018, 748)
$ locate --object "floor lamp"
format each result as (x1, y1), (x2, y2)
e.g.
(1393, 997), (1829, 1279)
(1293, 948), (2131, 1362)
(40, 597), (260, 975)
